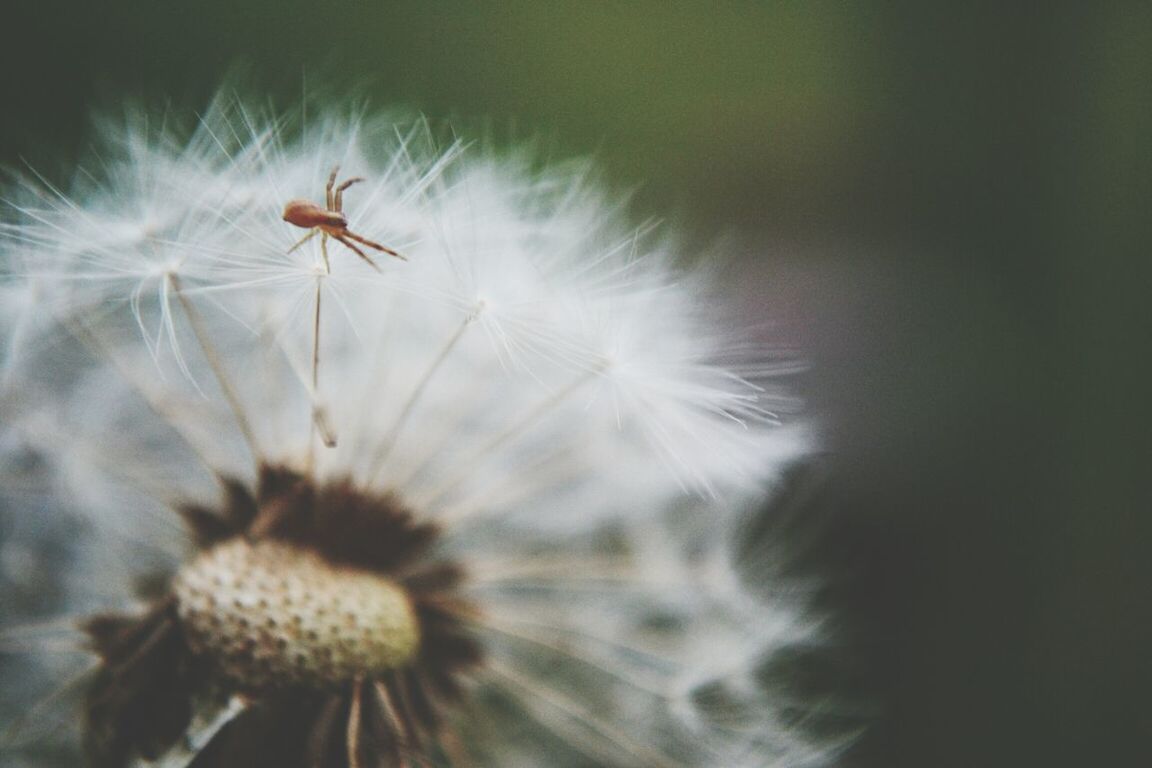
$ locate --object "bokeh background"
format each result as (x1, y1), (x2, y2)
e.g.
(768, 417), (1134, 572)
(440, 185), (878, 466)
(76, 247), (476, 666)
(3, 2), (1150, 766)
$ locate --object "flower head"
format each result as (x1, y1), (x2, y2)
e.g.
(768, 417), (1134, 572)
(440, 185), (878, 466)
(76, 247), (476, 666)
(0, 96), (826, 766)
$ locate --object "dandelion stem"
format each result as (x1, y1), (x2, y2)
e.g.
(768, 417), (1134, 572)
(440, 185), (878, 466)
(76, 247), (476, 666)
(438, 447), (580, 526)
(313, 278), (323, 393)
(0, 638), (88, 654)
(0, 617), (86, 638)
(306, 272), (336, 474)
(419, 367), (600, 508)
(0, 662), (94, 748)
(347, 677), (364, 768)
(15, 411), (188, 550)
(435, 722), (473, 768)
(64, 318), (224, 480)
(474, 613), (672, 697)
(367, 315), (472, 485)
(372, 681), (415, 767)
(171, 274), (261, 464)
(485, 660), (685, 768)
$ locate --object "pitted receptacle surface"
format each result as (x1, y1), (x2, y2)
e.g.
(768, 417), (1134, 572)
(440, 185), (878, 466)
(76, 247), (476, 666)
(173, 538), (420, 689)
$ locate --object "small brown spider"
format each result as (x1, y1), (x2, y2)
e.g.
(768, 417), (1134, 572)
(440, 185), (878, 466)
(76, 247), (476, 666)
(282, 166), (405, 271)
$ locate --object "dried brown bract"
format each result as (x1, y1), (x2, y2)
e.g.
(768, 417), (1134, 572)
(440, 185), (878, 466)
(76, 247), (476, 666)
(83, 465), (480, 768)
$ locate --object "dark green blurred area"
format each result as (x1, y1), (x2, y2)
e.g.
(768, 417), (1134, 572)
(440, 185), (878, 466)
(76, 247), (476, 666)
(3, 2), (1150, 766)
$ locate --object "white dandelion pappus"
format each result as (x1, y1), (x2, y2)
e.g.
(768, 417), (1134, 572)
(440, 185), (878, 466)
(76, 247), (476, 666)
(0, 95), (829, 767)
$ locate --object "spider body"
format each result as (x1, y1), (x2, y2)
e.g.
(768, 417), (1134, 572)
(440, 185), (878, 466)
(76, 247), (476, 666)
(281, 201), (348, 231)
(283, 167), (404, 271)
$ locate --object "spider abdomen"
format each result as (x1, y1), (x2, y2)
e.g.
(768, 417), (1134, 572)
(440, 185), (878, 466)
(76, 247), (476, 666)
(281, 200), (347, 230)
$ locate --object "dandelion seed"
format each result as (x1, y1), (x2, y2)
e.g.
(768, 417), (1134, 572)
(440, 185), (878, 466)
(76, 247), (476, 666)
(0, 95), (834, 767)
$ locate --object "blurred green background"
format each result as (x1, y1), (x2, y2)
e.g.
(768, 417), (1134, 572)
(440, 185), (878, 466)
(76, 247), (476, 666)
(3, 2), (1150, 766)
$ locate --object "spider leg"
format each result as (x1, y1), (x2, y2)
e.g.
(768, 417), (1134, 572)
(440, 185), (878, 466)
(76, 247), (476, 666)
(343, 230), (406, 261)
(326, 166), (340, 210)
(333, 233), (382, 272)
(333, 176), (365, 213)
(287, 228), (318, 254)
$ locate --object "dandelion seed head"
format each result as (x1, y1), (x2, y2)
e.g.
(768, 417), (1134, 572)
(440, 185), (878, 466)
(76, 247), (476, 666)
(0, 94), (838, 767)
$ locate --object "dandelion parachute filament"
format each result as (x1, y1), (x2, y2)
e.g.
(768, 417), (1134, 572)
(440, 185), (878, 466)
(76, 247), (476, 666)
(0, 95), (827, 767)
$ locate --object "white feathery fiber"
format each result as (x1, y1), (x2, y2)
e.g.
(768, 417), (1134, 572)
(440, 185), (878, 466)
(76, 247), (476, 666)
(0, 95), (832, 767)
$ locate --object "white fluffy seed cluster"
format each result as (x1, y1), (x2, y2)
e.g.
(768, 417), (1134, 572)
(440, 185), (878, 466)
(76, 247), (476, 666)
(172, 539), (419, 689)
(0, 99), (828, 765)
